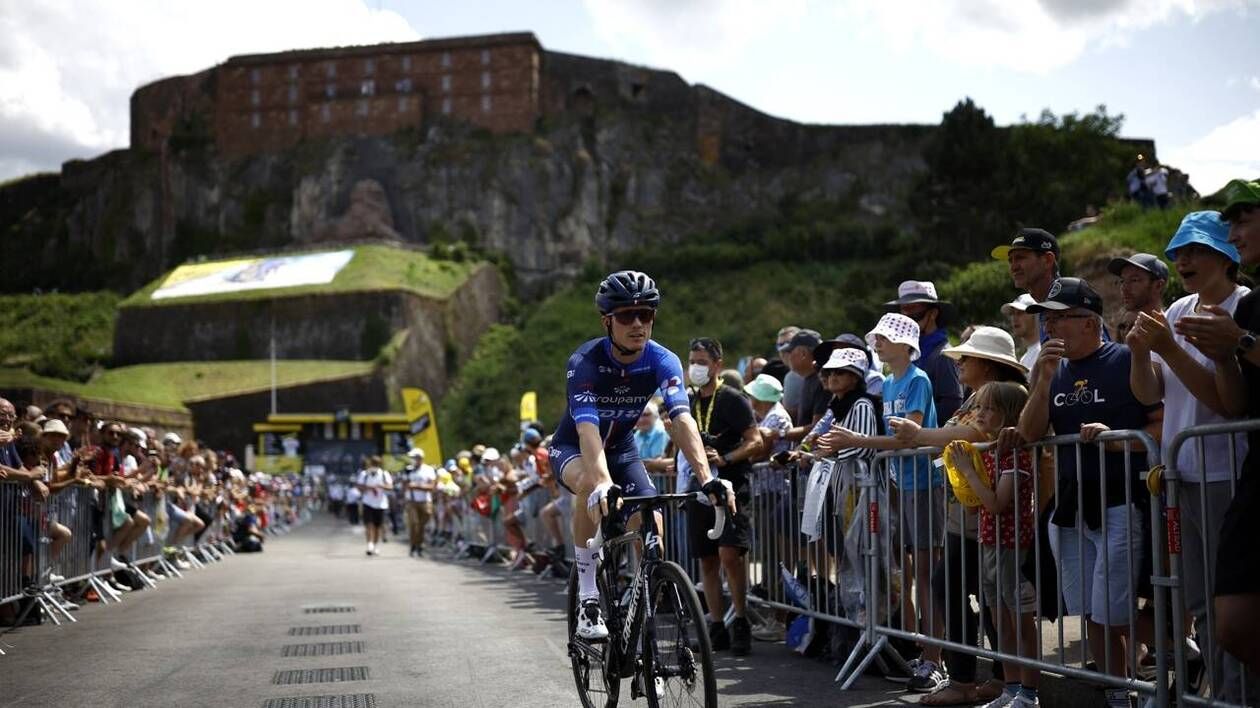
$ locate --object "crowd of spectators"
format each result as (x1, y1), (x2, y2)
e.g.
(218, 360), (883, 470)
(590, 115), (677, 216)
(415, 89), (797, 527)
(1, 397), (312, 626)
(397, 179), (1260, 708)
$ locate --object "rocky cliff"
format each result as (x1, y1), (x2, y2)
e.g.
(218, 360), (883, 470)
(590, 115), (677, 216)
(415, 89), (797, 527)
(2, 49), (934, 298)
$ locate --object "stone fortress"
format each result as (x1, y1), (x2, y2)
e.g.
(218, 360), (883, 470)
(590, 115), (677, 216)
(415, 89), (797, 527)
(132, 33), (544, 157)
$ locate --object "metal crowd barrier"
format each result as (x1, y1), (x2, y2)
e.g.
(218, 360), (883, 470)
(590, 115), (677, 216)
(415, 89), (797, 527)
(854, 431), (1173, 703)
(1164, 419), (1260, 708)
(3, 474), (303, 650)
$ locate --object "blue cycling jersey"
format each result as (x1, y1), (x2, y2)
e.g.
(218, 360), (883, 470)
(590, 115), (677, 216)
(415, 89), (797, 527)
(551, 337), (691, 449)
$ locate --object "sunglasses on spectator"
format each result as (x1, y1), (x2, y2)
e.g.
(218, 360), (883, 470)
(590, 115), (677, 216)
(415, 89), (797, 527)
(0, 416), (14, 430)
(610, 308), (656, 325)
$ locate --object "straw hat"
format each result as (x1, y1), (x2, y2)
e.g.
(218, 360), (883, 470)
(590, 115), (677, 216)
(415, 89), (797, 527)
(941, 326), (1027, 377)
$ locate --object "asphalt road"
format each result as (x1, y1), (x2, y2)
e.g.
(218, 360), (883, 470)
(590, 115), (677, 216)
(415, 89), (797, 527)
(0, 515), (925, 707)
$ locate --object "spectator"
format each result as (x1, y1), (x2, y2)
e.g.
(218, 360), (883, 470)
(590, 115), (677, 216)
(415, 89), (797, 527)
(744, 356), (768, 384)
(1017, 277), (1160, 707)
(233, 504), (265, 552)
(993, 228), (1061, 312)
(685, 336), (761, 656)
(892, 326), (1029, 706)
(885, 281), (964, 421)
(357, 455), (392, 556)
(945, 382), (1040, 708)
(1179, 178), (1260, 675)
(0, 398), (21, 468)
(813, 333), (885, 398)
(634, 402), (673, 474)
(22, 404), (42, 424)
(746, 374), (793, 462)
(1127, 155), (1150, 206)
(775, 326), (803, 412)
(1003, 294), (1042, 373)
(344, 477), (362, 525)
(779, 329), (828, 442)
(402, 448), (436, 557)
(1128, 210), (1250, 700)
(1109, 252), (1169, 316)
(829, 313), (945, 693)
(1145, 161), (1172, 209)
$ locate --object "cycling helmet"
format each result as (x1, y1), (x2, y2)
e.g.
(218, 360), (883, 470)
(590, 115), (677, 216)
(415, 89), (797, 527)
(595, 270), (660, 314)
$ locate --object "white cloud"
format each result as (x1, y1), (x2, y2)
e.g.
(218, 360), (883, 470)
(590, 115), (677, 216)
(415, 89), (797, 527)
(1250, 76), (1260, 91)
(1166, 108), (1260, 194)
(581, 0), (808, 79)
(833, 0), (1249, 73)
(0, 0), (419, 180)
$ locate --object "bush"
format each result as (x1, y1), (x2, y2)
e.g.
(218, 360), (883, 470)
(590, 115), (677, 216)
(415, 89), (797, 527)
(0, 292), (119, 381)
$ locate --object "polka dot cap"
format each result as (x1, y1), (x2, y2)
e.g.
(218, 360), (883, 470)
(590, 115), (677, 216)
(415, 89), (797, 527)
(865, 313), (921, 362)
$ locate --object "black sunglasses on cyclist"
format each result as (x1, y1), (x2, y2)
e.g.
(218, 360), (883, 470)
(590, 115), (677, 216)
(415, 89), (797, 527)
(609, 308), (655, 325)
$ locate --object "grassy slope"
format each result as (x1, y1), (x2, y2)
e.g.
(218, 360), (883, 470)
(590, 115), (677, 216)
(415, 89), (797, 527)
(0, 292), (120, 380)
(120, 244), (479, 308)
(0, 360), (376, 411)
(939, 200), (1201, 326)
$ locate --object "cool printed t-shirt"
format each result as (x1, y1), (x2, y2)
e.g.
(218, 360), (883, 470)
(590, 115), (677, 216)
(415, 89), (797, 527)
(1047, 341), (1155, 530)
(357, 468), (393, 510)
(1156, 287), (1250, 482)
(881, 364), (941, 489)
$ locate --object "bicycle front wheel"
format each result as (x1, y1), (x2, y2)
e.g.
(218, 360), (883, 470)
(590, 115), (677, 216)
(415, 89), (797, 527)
(568, 563), (620, 708)
(643, 560), (717, 708)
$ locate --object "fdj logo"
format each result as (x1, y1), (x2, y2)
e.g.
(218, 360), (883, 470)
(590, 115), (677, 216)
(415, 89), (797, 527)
(1053, 379), (1106, 407)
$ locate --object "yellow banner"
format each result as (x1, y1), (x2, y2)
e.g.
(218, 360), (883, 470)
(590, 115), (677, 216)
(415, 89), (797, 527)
(255, 455), (303, 474)
(520, 391), (537, 423)
(402, 387), (442, 463)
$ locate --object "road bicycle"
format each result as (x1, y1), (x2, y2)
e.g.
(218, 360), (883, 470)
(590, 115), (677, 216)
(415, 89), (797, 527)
(567, 491), (724, 708)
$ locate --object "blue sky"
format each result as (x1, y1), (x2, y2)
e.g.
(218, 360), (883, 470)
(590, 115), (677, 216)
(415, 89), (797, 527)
(3, 0), (1257, 192)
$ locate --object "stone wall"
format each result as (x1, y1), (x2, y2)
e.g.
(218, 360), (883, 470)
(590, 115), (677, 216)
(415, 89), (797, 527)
(185, 372), (385, 455)
(131, 32), (542, 157)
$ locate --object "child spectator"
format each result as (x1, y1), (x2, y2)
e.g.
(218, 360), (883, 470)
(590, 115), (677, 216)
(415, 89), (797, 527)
(946, 382), (1040, 707)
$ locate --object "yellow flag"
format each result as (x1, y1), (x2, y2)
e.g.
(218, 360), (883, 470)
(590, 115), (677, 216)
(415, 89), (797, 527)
(520, 391), (537, 423)
(402, 387), (442, 463)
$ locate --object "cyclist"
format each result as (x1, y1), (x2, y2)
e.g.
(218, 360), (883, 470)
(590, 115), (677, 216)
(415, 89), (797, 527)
(551, 270), (737, 641)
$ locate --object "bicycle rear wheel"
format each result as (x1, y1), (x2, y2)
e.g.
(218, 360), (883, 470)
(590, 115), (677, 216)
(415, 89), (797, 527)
(644, 560), (717, 708)
(568, 563), (620, 708)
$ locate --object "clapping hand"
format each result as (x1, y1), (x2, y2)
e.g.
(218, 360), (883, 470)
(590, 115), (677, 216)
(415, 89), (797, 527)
(1175, 306), (1245, 362)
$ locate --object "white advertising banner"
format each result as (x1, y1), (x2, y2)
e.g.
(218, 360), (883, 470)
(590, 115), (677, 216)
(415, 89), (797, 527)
(151, 249), (355, 300)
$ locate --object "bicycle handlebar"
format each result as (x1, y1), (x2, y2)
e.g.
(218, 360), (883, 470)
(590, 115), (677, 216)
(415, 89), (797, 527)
(585, 492), (725, 550)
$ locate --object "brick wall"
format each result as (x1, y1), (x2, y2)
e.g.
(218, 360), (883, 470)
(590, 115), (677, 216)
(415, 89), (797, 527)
(131, 33), (543, 157)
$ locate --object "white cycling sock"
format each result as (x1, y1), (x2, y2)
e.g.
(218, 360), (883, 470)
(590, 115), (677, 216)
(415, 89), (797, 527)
(575, 545), (599, 600)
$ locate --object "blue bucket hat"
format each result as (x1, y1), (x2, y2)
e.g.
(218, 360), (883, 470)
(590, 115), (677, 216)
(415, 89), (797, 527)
(1165, 211), (1240, 263)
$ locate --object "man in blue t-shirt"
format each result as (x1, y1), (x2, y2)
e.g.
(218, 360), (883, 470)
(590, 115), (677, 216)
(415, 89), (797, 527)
(1018, 277), (1160, 702)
